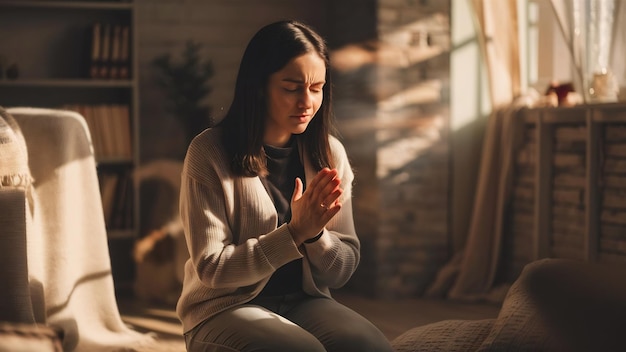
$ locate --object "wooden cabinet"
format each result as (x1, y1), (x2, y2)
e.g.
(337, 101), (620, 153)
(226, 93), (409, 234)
(502, 103), (626, 281)
(0, 0), (139, 291)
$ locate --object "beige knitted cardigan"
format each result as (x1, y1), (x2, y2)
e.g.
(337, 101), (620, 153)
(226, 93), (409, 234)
(176, 127), (360, 333)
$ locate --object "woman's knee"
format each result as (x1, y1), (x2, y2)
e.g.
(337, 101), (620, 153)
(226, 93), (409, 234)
(187, 330), (326, 352)
(186, 308), (326, 352)
(322, 321), (394, 352)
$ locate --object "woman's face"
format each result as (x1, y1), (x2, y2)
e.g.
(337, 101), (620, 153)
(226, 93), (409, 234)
(264, 51), (326, 147)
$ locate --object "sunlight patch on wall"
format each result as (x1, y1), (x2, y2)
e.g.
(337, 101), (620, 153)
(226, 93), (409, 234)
(376, 131), (441, 180)
(331, 43), (377, 73)
(379, 80), (442, 110)
(330, 14), (450, 73)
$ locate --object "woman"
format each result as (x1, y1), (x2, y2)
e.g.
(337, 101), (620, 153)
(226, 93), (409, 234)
(177, 20), (394, 352)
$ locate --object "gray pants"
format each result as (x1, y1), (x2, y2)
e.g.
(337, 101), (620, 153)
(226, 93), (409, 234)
(184, 292), (395, 352)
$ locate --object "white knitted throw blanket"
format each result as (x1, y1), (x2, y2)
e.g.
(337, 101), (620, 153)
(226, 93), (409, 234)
(6, 107), (155, 351)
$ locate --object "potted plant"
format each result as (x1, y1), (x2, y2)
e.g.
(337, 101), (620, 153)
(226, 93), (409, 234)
(152, 40), (214, 145)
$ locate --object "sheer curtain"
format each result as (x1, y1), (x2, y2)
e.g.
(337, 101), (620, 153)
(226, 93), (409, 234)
(427, 0), (524, 302)
(551, 0), (621, 102)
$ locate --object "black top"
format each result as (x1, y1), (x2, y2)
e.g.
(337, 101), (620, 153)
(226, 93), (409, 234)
(258, 138), (305, 296)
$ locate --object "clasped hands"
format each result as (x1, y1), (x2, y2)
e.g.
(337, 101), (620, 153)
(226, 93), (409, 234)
(288, 168), (342, 245)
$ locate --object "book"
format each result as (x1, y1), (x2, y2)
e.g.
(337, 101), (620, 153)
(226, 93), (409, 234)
(109, 25), (122, 79)
(119, 25), (130, 79)
(99, 23), (112, 79)
(97, 104), (116, 158)
(89, 23), (102, 79)
(99, 172), (119, 227)
(113, 172), (133, 229)
(115, 104), (133, 159)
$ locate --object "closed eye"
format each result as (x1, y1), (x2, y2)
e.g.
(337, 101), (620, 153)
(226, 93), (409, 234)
(281, 79), (325, 93)
(310, 83), (324, 93)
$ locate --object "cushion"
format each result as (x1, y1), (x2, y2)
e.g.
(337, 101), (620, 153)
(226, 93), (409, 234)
(522, 258), (626, 352)
(476, 259), (564, 351)
(392, 319), (495, 352)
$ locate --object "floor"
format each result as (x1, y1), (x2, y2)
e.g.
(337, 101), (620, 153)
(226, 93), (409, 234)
(117, 290), (501, 352)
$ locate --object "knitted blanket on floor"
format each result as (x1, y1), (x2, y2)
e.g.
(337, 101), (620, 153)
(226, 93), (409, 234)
(6, 107), (155, 351)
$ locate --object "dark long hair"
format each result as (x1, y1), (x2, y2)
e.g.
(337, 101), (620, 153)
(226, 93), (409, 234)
(219, 20), (335, 177)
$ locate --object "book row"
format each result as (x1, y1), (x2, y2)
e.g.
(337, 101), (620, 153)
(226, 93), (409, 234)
(89, 22), (131, 80)
(62, 104), (133, 161)
(99, 170), (133, 230)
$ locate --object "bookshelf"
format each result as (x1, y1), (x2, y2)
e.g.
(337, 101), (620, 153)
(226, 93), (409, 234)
(0, 0), (139, 291)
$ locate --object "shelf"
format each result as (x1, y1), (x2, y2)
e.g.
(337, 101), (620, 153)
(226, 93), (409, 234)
(1, 0), (140, 290)
(508, 103), (626, 266)
(521, 103), (626, 124)
(0, 79), (134, 88)
(0, 1), (132, 10)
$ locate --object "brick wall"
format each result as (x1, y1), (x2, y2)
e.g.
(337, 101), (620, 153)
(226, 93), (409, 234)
(330, 0), (451, 298)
